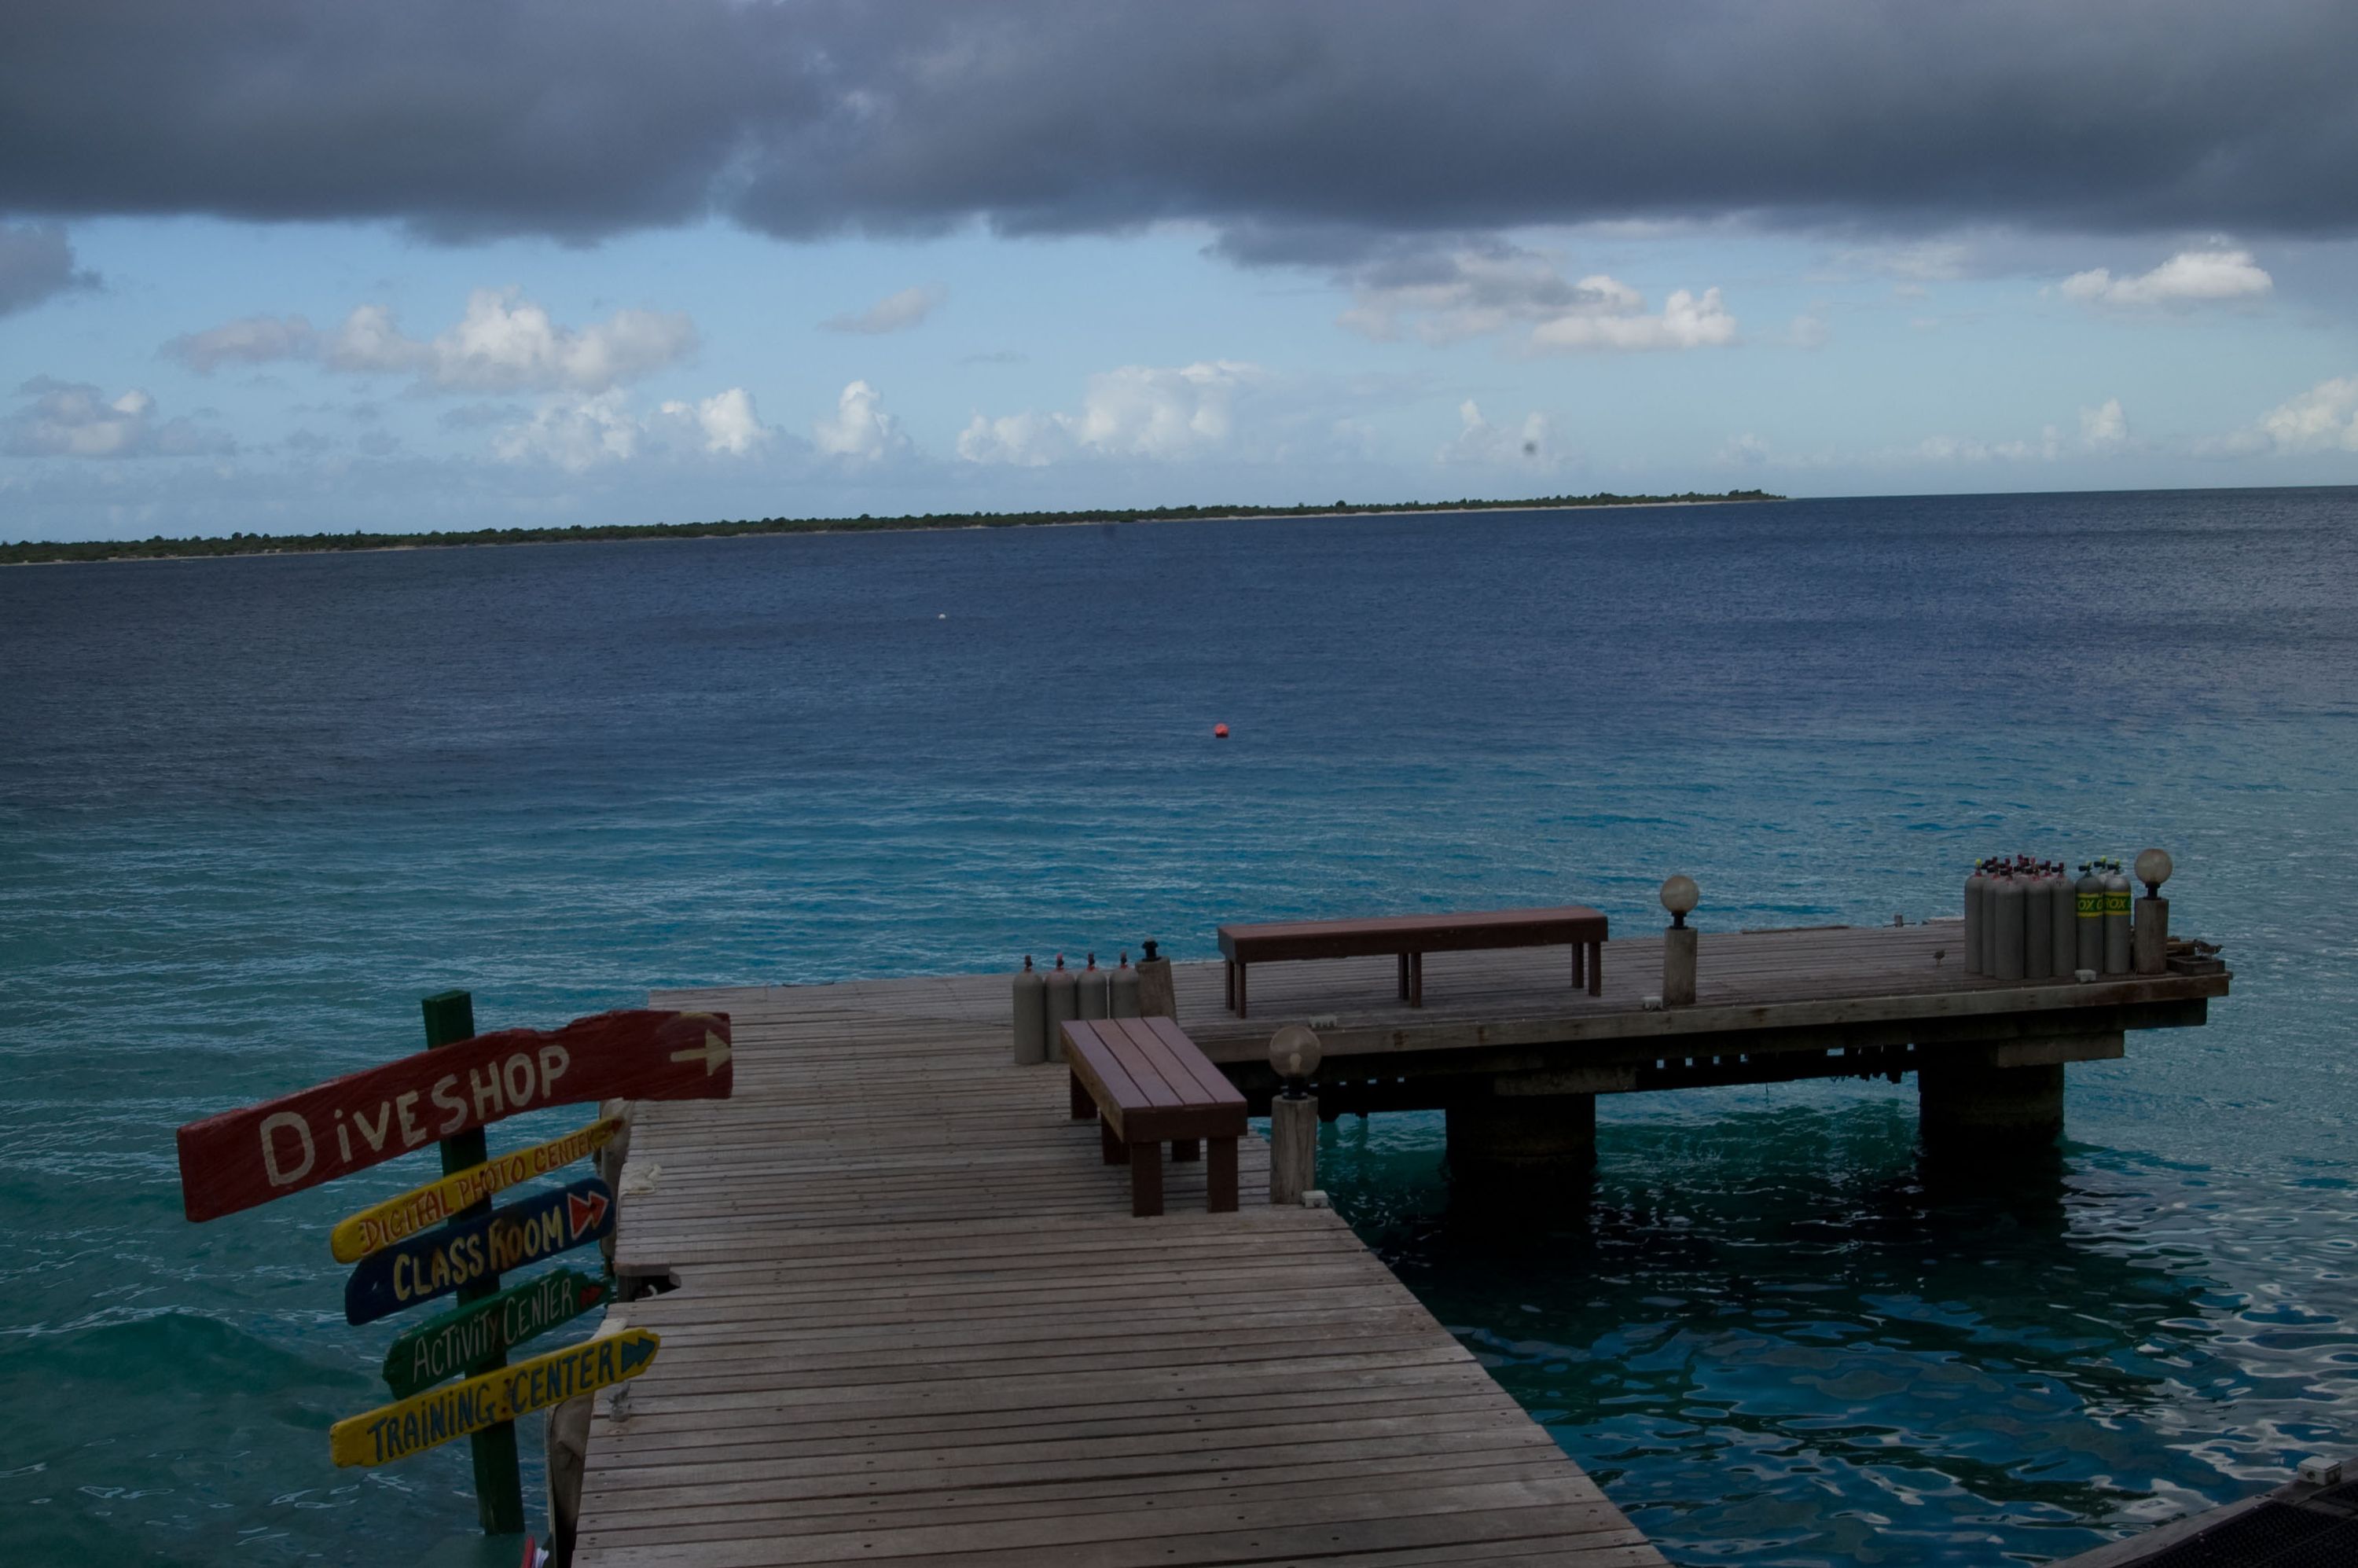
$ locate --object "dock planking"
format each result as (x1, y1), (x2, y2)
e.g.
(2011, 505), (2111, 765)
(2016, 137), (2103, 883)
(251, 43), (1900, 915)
(575, 971), (1665, 1566)
(576, 925), (2227, 1565)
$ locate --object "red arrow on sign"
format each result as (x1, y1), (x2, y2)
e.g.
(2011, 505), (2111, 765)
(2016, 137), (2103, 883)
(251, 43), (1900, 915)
(175, 1009), (732, 1224)
(566, 1186), (611, 1239)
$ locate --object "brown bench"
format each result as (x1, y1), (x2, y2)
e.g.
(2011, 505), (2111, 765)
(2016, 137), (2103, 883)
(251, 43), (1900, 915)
(1216, 905), (1608, 1017)
(1060, 1017), (1247, 1217)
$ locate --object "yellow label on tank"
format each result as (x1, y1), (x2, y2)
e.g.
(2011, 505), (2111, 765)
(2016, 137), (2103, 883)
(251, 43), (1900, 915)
(2106, 890), (2131, 915)
(2077, 893), (2103, 918)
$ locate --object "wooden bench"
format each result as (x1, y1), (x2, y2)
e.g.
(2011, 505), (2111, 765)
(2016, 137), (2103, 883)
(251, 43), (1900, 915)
(1060, 1017), (1247, 1217)
(1216, 905), (1608, 1017)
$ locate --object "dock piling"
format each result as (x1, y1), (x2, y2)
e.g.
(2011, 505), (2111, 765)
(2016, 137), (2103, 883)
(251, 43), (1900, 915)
(1918, 1060), (2066, 1148)
(1268, 1024), (1322, 1205)
(1447, 1091), (1598, 1181)
(1270, 1096), (1317, 1204)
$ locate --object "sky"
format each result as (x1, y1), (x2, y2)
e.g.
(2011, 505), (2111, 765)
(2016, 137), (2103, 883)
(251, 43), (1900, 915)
(5, 0), (2358, 542)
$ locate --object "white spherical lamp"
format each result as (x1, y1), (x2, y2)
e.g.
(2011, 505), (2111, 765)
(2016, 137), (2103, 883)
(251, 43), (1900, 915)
(1269, 1024), (1321, 1097)
(2135, 847), (2173, 898)
(1659, 874), (1700, 928)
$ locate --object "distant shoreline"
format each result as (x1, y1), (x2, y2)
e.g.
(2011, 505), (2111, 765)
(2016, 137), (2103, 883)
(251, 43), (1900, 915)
(1, 490), (1783, 566)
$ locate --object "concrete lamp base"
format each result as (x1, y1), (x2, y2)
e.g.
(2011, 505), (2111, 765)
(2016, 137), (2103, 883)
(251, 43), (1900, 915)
(1662, 925), (1698, 1007)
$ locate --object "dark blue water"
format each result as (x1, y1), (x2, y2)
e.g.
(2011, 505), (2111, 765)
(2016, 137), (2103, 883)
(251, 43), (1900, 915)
(2, 490), (2354, 1565)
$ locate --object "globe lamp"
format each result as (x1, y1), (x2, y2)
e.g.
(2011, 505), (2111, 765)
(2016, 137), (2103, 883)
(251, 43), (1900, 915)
(1659, 874), (1700, 929)
(1269, 1024), (1321, 1099)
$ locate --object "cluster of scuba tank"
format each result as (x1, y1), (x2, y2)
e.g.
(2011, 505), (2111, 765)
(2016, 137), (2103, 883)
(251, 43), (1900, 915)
(1963, 856), (2134, 979)
(1011, 951), (1144, 1063)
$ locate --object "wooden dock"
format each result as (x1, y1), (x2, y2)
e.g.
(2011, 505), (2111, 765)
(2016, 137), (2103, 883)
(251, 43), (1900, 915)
(572, 925), (2228, 1564)
(575, 971), (1666, 1567)
(1175, 924), (2228, 1134)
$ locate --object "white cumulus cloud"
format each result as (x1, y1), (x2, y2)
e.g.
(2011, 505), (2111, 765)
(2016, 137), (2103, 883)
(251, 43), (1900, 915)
(1732, 398), (2132, 472)
(959, 361), (1264, 465)
(5, 376), (230, 458)
(2079, 397), (2128, 449)
(957, 409), (1067, 467)
(387, 290), (696, 392)
(166, 314), (324, 373)
(490, 391), (641, 472)
(2059, 248), (2272, 310)
(1529, 286), (1737, 351)
(660, 387), (770, 456)
(1334, 242), (1736, 354)
(2204, 376), (2358, 456)
(810, 380), (909, 462)
(1912, 431), (2061, 464)
(2257, 377), (2358, 451)
(821, 286), (943, 335)
(1715, 431), (1774, 468)
(494, 384), (772, 472)
(166, 289), (698, 393)
(1439, 399), (1562, 469)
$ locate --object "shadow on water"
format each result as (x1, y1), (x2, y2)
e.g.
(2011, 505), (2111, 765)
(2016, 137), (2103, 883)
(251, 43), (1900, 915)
(1317, 1098), (2262, 1566)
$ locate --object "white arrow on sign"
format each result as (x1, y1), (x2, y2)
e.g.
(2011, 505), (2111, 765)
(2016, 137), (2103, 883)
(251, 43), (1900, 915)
(670, 1030), (731, 1075)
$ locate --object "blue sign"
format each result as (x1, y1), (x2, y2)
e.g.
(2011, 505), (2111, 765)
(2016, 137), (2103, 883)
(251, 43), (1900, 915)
(343, 1177), (614, 1325)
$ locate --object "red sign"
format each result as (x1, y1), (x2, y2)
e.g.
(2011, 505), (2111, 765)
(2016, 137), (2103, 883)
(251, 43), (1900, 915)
(175, 1009), (732, 1223)
(566, 1185), (610, 1236)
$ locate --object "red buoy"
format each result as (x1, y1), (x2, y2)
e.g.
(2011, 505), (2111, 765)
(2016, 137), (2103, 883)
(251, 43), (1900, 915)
(1213, 723), (1229, 739)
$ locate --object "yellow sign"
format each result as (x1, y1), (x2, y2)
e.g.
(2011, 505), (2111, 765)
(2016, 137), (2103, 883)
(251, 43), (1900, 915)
(329, 1117), (622, 1263)
(330, 1327), (659, 1468)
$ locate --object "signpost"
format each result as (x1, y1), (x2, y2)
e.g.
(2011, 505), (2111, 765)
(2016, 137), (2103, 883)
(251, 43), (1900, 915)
(344, 1175), (615, 1325)
(174, 1007), (731, 1222)
(332, 1118), (623, 1263)
(383, 1268), (607, 1400)
(330, 1328), (661, 1469)
(422, 990), (524, 1534)
(171, 993), (728, 1540)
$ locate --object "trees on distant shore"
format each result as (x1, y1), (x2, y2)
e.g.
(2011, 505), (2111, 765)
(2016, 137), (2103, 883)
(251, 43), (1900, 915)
(2, 490), (1781, 565)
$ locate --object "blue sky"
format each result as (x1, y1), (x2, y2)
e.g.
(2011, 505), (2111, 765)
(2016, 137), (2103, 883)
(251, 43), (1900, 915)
(5, 2), (2357, 542)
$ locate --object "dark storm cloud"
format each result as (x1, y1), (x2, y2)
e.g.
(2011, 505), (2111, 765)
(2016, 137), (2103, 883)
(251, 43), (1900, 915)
(5, 1), (2354, 250)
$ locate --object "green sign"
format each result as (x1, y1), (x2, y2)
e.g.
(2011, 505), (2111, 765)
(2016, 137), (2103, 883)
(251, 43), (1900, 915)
(382, 1267), (608, 1399)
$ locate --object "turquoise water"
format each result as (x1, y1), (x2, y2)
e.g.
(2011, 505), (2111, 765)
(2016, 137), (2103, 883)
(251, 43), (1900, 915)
(2, 490), (2354, 1564)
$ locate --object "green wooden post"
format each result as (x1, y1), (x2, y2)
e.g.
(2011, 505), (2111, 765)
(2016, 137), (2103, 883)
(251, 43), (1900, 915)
(422, 990), (527, 1536)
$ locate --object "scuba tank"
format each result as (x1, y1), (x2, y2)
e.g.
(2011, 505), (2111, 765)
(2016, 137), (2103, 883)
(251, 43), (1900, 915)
(1109, 951), (1142, 1018)
(1077, 952), (1109, 1019)
(2048, 861), (2077, 977)
(2023, 861), (2054, 980)
(1992, 866), (2026, 980)
(2075, 863), (2106, 974)
(1042, 953), (1079, 1061)
(1964, 860), (1989, 975)
(2103, 859), (2133, 975)
(1011, 955), (1047, 1065)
